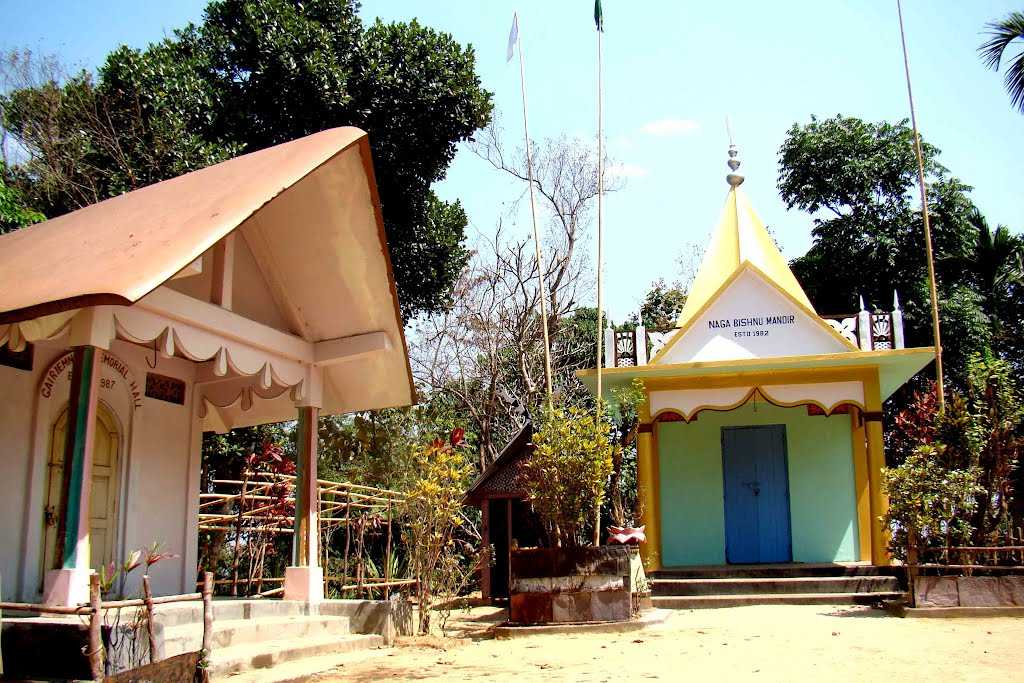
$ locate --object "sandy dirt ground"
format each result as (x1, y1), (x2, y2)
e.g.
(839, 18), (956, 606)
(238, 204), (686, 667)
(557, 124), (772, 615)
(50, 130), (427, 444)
(315, 604), (1022, 682)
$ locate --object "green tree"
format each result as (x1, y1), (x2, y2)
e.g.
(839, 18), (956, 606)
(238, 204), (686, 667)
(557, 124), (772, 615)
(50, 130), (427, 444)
(0, 162), (44, 233)
(980, 11), (1024, 114)
(944, 208), (1024, 356)
(779, 115), (982, 385)
(3, 0), (492, 318)
(633, 279), (686, 331)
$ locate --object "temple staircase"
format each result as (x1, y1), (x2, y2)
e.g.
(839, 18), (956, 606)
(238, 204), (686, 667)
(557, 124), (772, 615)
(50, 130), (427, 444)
(649, 564), (905, 609)
(155, 600), (384, 681)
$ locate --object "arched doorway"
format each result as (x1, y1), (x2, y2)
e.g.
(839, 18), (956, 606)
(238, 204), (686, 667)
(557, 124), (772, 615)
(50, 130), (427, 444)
(41, 403), (121, 578)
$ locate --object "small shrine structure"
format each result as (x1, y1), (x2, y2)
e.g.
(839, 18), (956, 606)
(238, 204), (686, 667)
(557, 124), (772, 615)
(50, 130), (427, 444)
(579, 146), (935, 570)
(464, 423), (544, 602)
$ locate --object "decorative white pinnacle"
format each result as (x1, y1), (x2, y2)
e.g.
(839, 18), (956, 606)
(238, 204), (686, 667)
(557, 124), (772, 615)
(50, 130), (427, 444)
(859, 295), (866, 312)
(893, 290), (901, 310)
(726, 144), (744, 187)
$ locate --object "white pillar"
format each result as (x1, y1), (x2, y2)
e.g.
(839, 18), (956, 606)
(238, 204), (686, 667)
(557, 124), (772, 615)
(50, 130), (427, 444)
(892, 291), (905, 349)
(604, 326), (616, 368)
(857, 296), (872, 351)
(635, 325), (648, 365)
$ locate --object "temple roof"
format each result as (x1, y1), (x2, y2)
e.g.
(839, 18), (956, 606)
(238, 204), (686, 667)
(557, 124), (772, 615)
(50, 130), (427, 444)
(675, 147), (814, 329)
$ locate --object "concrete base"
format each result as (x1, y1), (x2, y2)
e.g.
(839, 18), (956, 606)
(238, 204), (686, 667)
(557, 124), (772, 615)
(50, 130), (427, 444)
(896, 605), (1024, 618)
(42, 568), (91, 606)
(283, 566), (324, 602)
(495, 608), (670, 639)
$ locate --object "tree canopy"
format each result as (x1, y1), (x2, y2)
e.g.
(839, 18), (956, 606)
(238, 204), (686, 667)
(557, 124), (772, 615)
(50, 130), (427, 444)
(1, 0), (493, 318)
(778, 114), (1009, 385)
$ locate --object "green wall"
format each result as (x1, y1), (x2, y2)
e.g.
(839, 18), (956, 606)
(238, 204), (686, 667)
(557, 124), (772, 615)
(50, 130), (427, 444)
(658, 401), (859, 566)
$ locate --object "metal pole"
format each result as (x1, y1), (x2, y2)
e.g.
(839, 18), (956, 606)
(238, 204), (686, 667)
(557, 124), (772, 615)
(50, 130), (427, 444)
(516, 16), (555, 407)
(896, 0), (944, 407)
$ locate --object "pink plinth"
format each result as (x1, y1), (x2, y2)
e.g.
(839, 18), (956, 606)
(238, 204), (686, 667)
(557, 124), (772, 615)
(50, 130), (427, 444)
(43, 568), (92, 606)
(283, 566), (324, 602)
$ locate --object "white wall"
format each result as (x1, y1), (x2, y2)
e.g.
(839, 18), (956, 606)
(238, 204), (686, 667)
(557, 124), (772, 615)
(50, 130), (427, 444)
(0, 338), (200, 601)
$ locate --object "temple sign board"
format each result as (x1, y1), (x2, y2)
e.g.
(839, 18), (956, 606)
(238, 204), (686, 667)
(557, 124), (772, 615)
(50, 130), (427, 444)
(655, 266), (854, 365)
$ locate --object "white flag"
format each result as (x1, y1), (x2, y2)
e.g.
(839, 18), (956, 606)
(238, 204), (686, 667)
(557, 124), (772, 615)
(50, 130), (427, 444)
(506, 12), (519, 62)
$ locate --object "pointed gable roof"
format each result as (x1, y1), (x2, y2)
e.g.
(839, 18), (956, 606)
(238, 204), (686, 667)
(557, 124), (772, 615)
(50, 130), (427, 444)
(675, 146), (814, 329)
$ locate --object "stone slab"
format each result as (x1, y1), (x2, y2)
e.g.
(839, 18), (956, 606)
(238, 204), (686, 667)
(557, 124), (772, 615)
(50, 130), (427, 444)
(914, 577), (959, 607)
(957, 577), (1004, 607)
(1000, 576), (1024, 606)
(899, 606), (1024, 618)
(592, 589), (631, 622)
(551, 591), (591, 623)
(510, 592), (552, 625)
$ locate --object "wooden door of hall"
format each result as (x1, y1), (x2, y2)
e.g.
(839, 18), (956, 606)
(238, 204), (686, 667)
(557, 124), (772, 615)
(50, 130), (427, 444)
(42, 405), (120, 580)
(722, 425), (792, 564)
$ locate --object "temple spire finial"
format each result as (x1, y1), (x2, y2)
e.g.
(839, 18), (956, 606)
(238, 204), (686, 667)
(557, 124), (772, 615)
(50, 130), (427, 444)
(725, 116), (743, 187)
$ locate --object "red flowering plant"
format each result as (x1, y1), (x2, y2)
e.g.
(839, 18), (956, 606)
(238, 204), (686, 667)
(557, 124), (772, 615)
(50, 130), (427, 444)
(243, 440), (296, 526)
(887, 382), (940, 467)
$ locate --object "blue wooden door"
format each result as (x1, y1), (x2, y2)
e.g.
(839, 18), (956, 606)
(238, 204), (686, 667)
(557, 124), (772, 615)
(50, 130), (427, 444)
(722, 425), (792, 564)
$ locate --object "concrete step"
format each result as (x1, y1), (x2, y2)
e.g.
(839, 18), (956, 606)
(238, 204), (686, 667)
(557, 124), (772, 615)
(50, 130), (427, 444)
(153, 599), (313, 629)
(652, 591), (905, 609)
(161, 615), (352, 659)
(651, 575), (900, 596)
(209, 648), (390, 683)
(650, 564), (902, 580)
(209, 632), (384, 677)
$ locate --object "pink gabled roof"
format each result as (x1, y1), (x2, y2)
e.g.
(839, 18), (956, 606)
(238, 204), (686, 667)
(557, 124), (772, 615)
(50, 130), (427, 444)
(0, 127), (415, 416)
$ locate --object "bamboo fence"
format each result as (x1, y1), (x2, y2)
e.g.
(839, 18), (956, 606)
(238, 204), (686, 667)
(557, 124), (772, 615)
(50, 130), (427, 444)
(198, 471), (413, 598)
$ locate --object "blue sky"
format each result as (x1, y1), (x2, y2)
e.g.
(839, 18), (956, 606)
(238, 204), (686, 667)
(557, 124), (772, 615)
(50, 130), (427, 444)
(3, 0), (1022, 320)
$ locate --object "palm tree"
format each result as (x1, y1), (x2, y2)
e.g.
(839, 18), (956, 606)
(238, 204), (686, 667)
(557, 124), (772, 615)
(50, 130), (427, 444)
(980, 11), (1024, 113)
(964, 208), (1024, 308)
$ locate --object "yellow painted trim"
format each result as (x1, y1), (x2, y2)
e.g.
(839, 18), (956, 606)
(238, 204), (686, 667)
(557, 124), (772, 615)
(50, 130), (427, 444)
(580, 346), (935, 380)
(651, 261), (858, 365)
(863, 369), (890, 565)
(850, 408), (872, 563)
(636, 397), (661, 571)
(651, 386), (864, 423)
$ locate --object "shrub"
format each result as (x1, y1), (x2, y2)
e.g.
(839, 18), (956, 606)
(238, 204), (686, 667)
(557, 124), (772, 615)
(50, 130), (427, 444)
(518, 404), (615, 547)
(402, 428), (476, 634)
(882, 447), (983, 560)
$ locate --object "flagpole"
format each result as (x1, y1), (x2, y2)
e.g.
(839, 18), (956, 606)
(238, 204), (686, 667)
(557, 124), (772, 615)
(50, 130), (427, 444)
(594, 5), (605, 546)
(896, 0), (944, 408)
(515, 14), (555, 407)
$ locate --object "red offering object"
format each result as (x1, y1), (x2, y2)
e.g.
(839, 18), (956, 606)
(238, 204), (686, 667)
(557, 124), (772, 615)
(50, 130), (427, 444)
(607, 525), (646, 545)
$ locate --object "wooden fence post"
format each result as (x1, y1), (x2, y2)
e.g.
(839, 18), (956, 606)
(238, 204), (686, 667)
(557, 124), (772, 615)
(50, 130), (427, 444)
(142, 575), (158, 663)
(88, 573), (103, 681)
(230, 469), (250, 597)
(202, 571), (214, 679)
(342, 489), (352, 594)
(384, 497), (393, 601)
